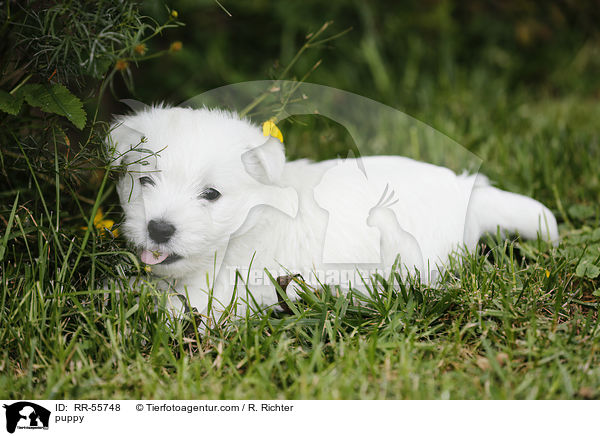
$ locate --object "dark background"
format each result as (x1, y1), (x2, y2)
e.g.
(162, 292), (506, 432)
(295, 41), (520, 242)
(132, 0), (600, 104)
(106, 0), (600, 180)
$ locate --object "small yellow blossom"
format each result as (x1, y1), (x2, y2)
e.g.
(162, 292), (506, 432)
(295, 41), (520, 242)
(115, 59), (129, 71)
(262, 119), (284, 142)
(171, 10), (179, 19)
(169, 41), (183, 52)
(134, 44), (147, 55)
(82, 208), (118, 238)
(545, 269), (550, 278)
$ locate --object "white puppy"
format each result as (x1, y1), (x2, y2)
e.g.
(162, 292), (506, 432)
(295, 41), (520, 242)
(108, 106), (558, 319)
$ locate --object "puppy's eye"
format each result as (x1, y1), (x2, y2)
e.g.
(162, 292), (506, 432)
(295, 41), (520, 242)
(199, 187), (221, 201)
(139, 176), (155, 187)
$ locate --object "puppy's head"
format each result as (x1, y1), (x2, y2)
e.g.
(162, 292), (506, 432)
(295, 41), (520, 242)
(107, 106), (287, 277)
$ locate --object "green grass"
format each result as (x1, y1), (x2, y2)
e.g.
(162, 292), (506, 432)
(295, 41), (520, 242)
(1, 76), (599, 400)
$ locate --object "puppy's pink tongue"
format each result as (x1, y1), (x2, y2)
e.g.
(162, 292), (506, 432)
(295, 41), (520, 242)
(141, 249), (169, 265)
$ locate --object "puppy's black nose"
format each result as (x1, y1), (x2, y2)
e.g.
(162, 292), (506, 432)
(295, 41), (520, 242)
(148, 219), (176, 243)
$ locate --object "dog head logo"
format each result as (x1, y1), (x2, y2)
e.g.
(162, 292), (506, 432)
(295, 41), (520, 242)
(3, 402), (50, 433)
(107, 107), (298, 284)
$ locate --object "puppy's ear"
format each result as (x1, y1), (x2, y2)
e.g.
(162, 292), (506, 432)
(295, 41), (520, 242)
(106, 118), (146, 166)
(241, 137), (286, 184)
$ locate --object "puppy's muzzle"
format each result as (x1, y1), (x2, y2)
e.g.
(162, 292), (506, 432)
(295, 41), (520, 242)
(148, 219), (176, 243)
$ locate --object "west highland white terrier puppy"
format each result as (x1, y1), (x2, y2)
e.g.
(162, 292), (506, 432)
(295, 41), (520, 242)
(107, 106), (558, 320)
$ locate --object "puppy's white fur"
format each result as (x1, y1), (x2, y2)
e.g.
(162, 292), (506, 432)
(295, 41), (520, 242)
(108, 106), (558, 318)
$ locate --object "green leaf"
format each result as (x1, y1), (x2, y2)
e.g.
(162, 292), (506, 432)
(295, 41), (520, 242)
(575, 258), (600, 279)
(17, 84), (87, 129)
(0, 90), (24, 115)
(568, 204), (596, 221)
(93, 58), (113, 78)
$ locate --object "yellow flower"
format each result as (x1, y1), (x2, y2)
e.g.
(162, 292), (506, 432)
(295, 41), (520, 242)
(115, 59), (129, 71)
(262, 119), (284, 142)
(171, 10), (179, 19)
(134, 44), (147, 55)
(82, 208), (118, 238)
(169, 41), (183, 52)
(545, 269), (550, 278)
